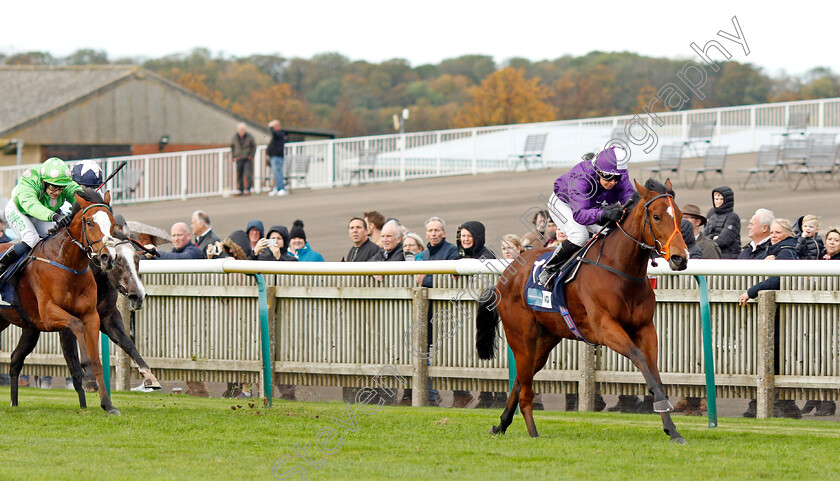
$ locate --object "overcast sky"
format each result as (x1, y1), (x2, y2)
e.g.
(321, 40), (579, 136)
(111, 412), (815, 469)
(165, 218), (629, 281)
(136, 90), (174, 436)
(2, 1), (836, 78)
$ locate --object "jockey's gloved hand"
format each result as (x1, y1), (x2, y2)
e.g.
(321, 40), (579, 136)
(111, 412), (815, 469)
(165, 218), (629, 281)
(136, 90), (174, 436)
(599, 203), (624, 224)
(51, 212), (72, 227)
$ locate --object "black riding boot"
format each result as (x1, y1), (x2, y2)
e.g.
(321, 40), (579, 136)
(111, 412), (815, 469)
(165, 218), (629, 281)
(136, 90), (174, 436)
(0, 243), (29, 279)
(538, 239), (579, 288)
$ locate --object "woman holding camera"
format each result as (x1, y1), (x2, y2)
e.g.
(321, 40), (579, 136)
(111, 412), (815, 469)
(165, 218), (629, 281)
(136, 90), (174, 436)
(249, 225), (298, 261)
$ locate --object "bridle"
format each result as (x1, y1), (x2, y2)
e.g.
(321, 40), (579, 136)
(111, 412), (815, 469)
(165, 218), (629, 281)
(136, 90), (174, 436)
(616, 193), (680, 262)
(68, 203), (117, 261)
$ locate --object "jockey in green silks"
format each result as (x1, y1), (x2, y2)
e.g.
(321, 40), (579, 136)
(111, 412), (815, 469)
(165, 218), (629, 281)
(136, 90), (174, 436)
(0, 157), (83, 278)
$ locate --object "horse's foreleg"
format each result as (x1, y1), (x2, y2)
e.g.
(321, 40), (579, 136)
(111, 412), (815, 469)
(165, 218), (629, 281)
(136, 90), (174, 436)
(9, 328), (41, 407)
(633, 324), (686, 444)
(100, 309), (160, 390)
(66, 310), (119, 415)
(59, 329), (87, 409)
(76, 337), (97, 392)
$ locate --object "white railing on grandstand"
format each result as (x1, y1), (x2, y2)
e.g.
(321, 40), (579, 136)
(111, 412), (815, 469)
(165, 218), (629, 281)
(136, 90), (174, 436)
(2, 97), (839, 204)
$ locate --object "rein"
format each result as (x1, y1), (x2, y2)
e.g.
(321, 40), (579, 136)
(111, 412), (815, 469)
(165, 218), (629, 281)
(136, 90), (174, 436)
(583, 192), (678, 281)
(615, 192), (679, 266)
(30, 202), (114, 275)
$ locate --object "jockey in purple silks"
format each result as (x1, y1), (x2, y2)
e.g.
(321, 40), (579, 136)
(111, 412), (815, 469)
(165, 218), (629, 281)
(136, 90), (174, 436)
(539, 146), (636, 287)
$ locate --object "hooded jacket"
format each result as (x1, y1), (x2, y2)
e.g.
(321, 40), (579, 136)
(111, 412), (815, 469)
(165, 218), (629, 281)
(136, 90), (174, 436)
(246, 220), (265, 238)
(747, 236), (797, 298)
(680, 219), (703, 259)
(251, 225), (298, 261)
(704, 186), (741, 258)
(457, 221), (496, 260)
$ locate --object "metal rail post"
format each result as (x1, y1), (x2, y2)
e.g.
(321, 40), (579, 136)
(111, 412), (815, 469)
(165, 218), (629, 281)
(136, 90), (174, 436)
(694, 275), (718, 427)
(253, 274), (273, 407)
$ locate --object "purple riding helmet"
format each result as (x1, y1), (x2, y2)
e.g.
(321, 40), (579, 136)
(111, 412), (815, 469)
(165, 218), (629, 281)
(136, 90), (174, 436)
(591, 146), (627, 179)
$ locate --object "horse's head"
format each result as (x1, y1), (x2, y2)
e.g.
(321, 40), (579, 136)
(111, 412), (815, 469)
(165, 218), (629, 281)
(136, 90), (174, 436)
(72, 189), (117, 271)
(632, 178), (688, 271)
(109, 238), (146, 310)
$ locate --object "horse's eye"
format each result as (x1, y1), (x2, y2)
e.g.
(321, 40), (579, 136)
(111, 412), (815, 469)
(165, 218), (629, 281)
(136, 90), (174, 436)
(85, 220), (92, 226)
(653, 215), (661, 222)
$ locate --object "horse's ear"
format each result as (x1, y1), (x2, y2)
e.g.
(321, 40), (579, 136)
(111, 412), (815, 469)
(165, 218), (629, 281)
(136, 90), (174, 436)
(664, 178), (674, 192)
(103, 190), (111, 205)
(75, 192), (90, 207)
(634, 179), (650, 197)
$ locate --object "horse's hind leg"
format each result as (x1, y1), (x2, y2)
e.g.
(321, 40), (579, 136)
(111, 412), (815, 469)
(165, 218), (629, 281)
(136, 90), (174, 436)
(9, 328), (41, 407)
(492, 332), (560, 436)
(59, 329), (87, 409)
(100, 309), (160, 390)
(491, 379), (520, 435)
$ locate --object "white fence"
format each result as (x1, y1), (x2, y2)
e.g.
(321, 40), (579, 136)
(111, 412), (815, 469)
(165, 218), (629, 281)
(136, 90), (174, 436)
(1, 259), (838, 416)
(1, 97), (840, 204)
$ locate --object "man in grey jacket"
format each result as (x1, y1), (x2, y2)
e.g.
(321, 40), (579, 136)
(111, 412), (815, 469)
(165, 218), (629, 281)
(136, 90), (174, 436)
(230, 123), (256, 196)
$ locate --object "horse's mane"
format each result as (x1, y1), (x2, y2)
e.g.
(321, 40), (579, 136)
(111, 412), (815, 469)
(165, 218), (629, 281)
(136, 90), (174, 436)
(45, 188), (106, 236)
(623, 178), (675, 214)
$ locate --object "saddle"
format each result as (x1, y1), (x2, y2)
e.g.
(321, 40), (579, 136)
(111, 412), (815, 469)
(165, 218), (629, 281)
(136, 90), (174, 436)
(523, 233), (606, 345)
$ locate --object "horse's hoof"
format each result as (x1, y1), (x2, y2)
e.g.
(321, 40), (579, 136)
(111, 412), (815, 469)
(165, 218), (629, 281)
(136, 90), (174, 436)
(654, 399), (674, 413)
(671, 436), (687, 445)
(489, 426), (505, 435)
(107, 408), (121, 416)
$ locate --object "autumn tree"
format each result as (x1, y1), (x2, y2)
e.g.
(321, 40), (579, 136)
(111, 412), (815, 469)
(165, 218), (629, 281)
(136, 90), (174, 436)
(553, 65), (619, 119)
(169, 69), (229, 108)
(453, 68), (555, 128)
(235, 83), (317, 128)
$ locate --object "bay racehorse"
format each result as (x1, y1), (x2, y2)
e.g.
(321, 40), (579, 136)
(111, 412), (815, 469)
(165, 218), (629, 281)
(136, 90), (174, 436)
(8, 232), (160, 409)
(0, 189), (120, 414)
(476, 179), (689, 443)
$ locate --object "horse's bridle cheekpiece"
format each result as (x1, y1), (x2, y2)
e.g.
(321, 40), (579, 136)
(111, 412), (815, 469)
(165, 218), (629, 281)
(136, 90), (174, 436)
(616, 192), (679, 266)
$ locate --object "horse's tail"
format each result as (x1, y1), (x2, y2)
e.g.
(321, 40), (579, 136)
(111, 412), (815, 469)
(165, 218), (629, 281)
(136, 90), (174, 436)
(476, 286), (501, 360)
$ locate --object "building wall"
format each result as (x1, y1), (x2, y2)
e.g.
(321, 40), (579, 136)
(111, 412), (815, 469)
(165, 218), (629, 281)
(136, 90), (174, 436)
(0, 72), (268, 167)
(13, 75), (269, 144)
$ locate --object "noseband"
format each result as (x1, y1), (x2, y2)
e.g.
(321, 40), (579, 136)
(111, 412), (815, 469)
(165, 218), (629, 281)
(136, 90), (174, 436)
(616, 193), (680, 261)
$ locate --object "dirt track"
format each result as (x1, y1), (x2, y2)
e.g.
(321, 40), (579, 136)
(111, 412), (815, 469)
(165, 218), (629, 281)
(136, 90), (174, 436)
(115, 151), (840, 260)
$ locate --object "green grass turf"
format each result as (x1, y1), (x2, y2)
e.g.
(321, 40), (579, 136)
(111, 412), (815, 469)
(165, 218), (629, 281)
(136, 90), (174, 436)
(0, 388), (838, 481)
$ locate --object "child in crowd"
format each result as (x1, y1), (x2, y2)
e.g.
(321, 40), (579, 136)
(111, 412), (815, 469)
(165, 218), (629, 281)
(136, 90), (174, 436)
(795, 215), (824, 260)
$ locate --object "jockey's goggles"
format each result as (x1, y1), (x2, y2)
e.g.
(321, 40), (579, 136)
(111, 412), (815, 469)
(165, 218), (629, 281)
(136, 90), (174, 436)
(44, 182), (62, 190)
(596, 170), (621, 182)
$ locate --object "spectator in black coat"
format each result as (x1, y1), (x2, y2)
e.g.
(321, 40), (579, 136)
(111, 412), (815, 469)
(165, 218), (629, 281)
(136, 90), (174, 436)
(191, 210), (221, 258)
(456, 221), (496, 260)
(704, 186), (741, 258)
(344, 217), (382, 262)
(681, 219), (703, 259)
(250, 225), (298, 261)
(370, 220), (405, 262)
(794, 215), (824, 260)
(738, 209), (774, 260)
(738, 218), (800, 419)
(148, 222), (204, 260)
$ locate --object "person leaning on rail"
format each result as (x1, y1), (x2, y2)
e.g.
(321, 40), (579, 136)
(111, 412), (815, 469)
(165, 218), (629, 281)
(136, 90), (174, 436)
(737, 218), (801, 419)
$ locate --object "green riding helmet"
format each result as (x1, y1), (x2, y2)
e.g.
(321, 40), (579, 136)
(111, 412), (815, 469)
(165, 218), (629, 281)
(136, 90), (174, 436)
(40, 157), (74, 186)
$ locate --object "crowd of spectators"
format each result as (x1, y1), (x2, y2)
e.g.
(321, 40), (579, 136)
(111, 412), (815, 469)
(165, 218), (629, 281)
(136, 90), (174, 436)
(13, 179), (827, 416)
